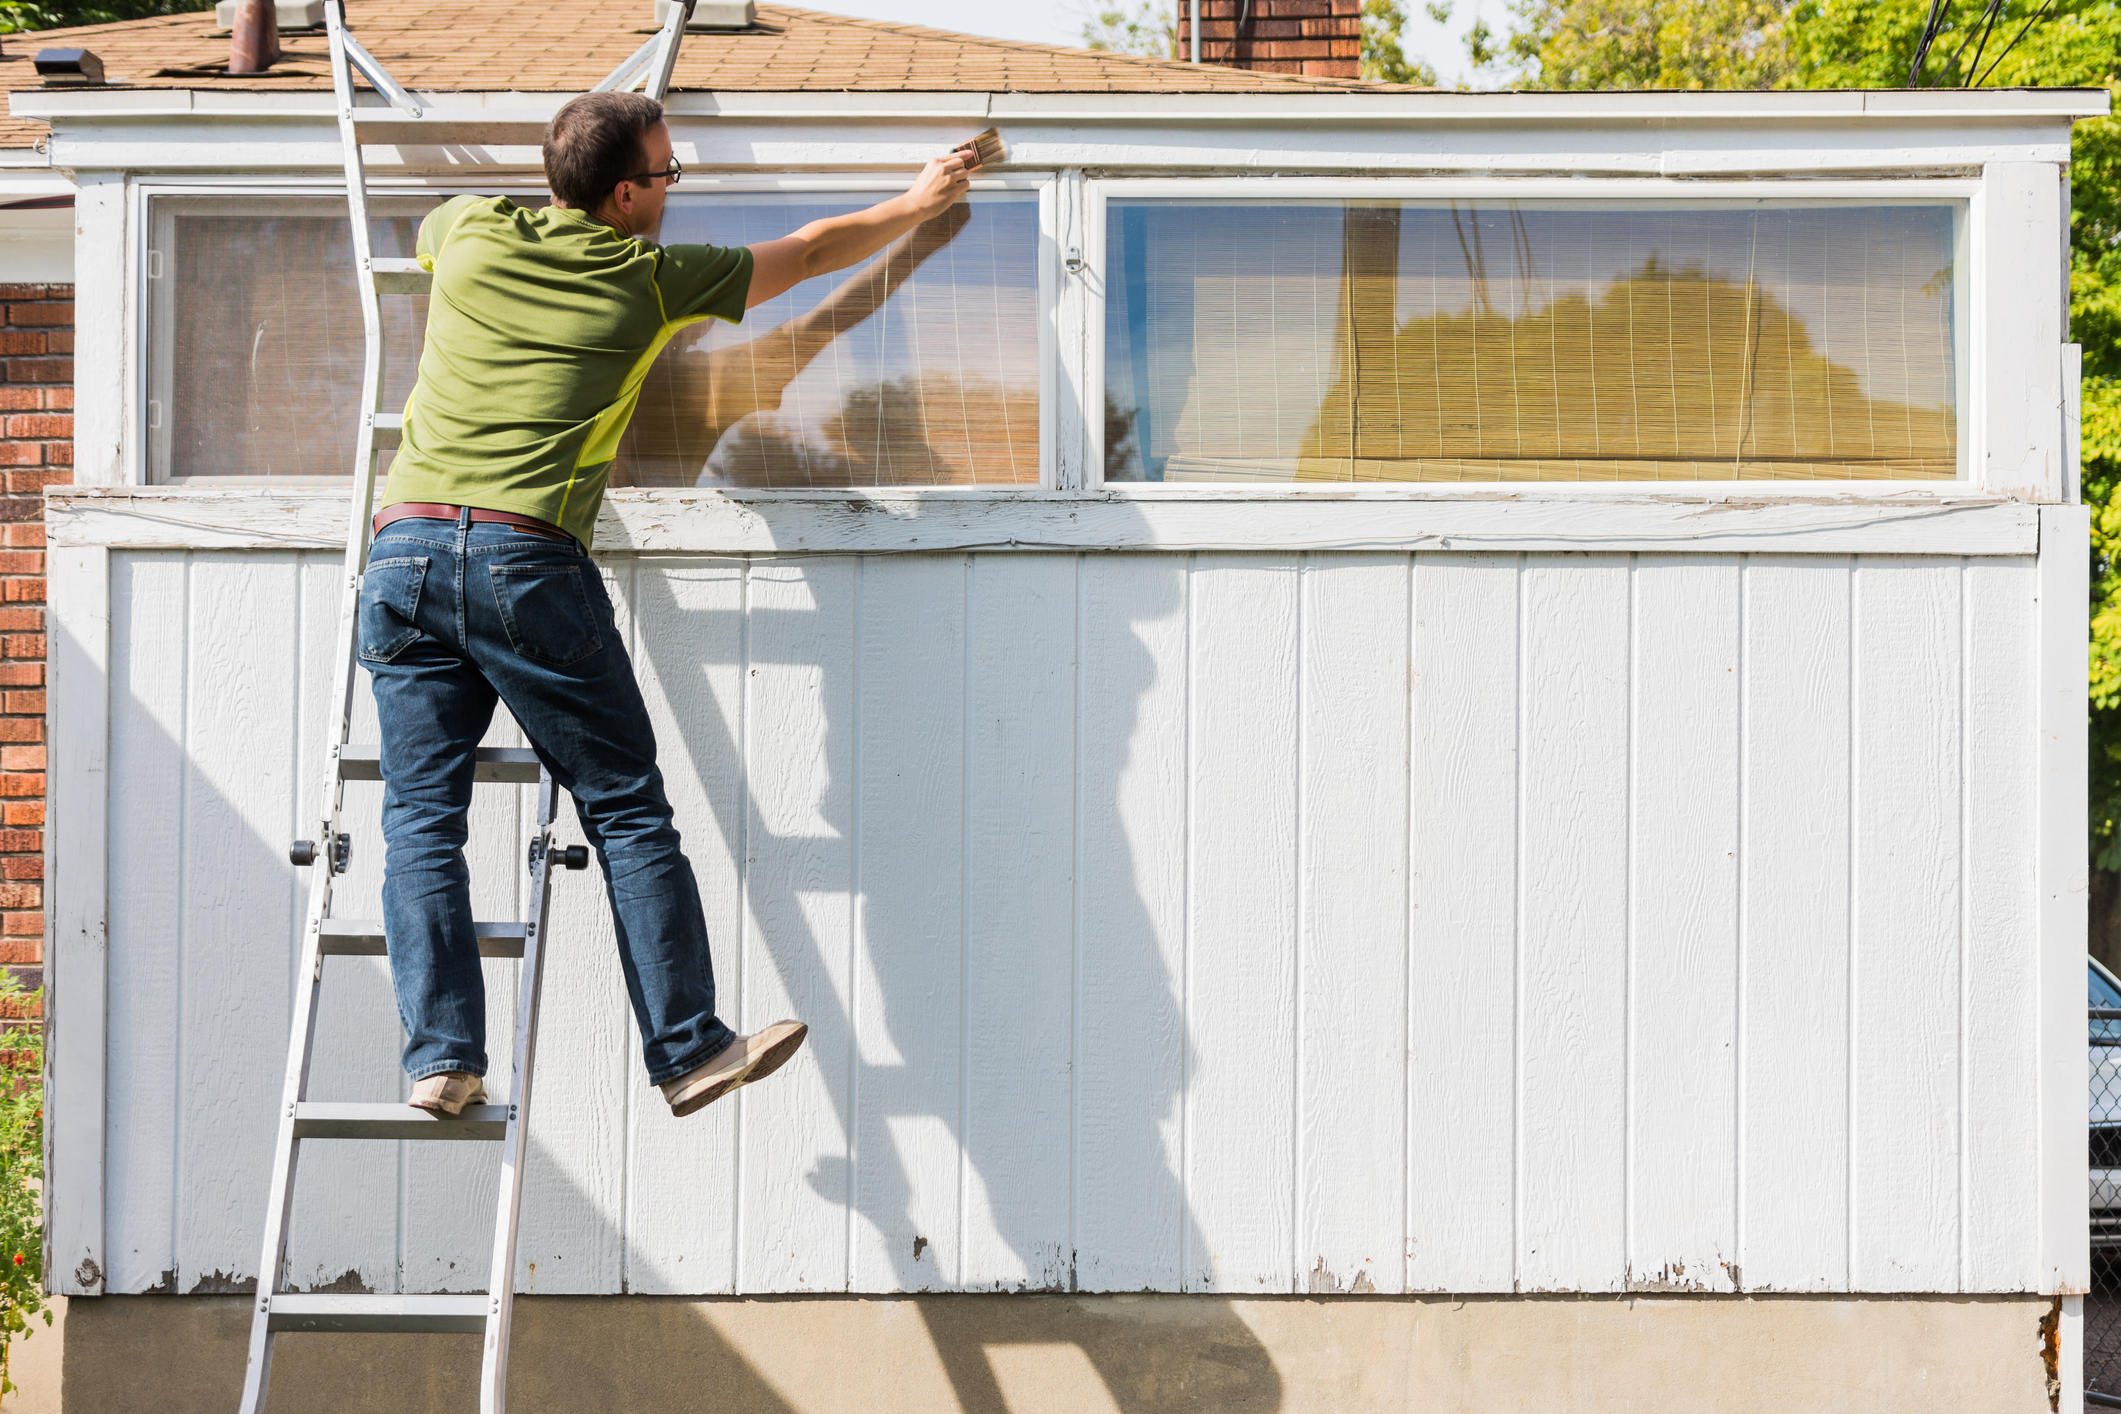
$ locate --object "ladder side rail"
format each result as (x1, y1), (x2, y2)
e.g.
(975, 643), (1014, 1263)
(479, 770), (563, 1414)
(592, 34), (662, 93)
(339, 30), (424, 116)
(238, 8), (389, 1409)
(643, 0), (698, 102)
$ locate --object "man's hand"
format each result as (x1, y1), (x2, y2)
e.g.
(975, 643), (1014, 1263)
(745, 152), (975, 309)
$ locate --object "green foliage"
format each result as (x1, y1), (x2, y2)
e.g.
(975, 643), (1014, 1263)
(1081, 0), (1177, 58)
(0, 0), (211, 32)
(0, 973), (48, 1405)
(1489, 0), (1793, 88)
(1362, 0), (1440, 85)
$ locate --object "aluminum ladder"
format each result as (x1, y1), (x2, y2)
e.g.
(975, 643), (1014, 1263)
(234, 3), (700, 1409)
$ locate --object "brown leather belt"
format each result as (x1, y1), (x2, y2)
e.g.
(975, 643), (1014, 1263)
(373, 501), (575, 545)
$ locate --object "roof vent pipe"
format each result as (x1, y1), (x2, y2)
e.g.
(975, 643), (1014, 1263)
(229, 0), (281, 74)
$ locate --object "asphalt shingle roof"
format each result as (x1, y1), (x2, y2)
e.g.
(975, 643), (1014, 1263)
(0, 0), (1401, 149)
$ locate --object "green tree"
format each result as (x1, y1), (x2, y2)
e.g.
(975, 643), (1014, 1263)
(1363, 0), (1441, 84)
(1081, 0), (1178, 58)
(0, 0), (212, 33)
(1493, 0), (1794, 88)
(0, 973), (48, 1404)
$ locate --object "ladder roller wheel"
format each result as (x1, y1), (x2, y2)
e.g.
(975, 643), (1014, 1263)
(289, 839), (316, 867)
(561, 845), (590, 871)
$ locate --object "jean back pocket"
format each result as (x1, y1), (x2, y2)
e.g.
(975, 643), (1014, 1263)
(488, 563), (603, 667)
(358, 556), (430, 664)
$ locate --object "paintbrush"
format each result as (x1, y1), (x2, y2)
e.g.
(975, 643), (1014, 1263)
(952, 127), (1006, 170)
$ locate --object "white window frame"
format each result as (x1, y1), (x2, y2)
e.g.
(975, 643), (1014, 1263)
(1078, 175), (1994, 498)
(130, 171), (1061, 490)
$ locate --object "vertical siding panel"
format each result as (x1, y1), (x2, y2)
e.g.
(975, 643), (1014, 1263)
(1407, 552), (1517, 1292)
(623, 558), (746, 1295)
(1186, 553), (1298, 1292)
(1741, 556), (1852, 1292)
(1297, 554), (1409, 1295)
(1518, 552), (1629, 1293)
(1075, 555), (1188, 1292)
(850, 554), (966, 1292)
(176, 554), (301, 1289)
(740, 558), (855, 1292)
(105, 552), (186, 1293)
(514, 559), (632, 1294)
(286, 552), (398, 1295)
(1853, 556), (1962, 1290)
(963, 553), (1076, 1289)
(1628, 555), (1740, 1292)
(1964, 558), (2039, 1290)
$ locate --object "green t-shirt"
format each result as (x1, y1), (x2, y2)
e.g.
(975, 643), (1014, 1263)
(382, 194), (752, 546)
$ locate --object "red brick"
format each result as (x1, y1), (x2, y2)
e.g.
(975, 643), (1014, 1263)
(0, 831), (38, 854)
(46, 443), (70, 468)
(5, 416), (69, 441)
(0, 883), (38, 911)
(0, 694), (41, 716)
(2, 751), (43, 778)
(4, 639), (44, 663)
(2, 528), (43, 551)
(0, 334), (45, 358)
(0, 286), (57, 302)
(42, 388), (69, 412)
(0, 392), (38, 414)
(4, 361), (70, 384)
(0, 445), (41, 469)
(6, 303), (71, 329)
(43, 332), (70, 356)
(3, 582), (44, 605)
(0, 988), (42, 1011)
(6, 470), (67, 496)
(0, 722), (41, 747)
(0, 775), (41, 800)
(0, 668), (40, 691)
(0, 498), (40, 524)
(4, 804), (42, 828)
(0, 942), (40, 966)
(2, 856), (41, 881)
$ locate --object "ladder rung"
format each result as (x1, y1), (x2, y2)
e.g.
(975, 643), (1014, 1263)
(371, 412), (403, 450)
(337, 745), (543, 783)
(293, 1102), (508, 1141)
(369, 257), (432, 294)
(318, 918), (528, 958)
(352, 109), (549, 147)
(266, 1293), (490, 1334)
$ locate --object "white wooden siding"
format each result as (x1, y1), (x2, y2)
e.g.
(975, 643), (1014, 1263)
(99, 547), (2045, 1296)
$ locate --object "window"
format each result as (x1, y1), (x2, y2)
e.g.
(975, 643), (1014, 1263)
(1102, 199), (1965, 484)
(143, 189), (1041, 487)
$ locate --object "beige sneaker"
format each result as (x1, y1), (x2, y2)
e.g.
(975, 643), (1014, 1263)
(409, 1071), (487, 1117)
(661, 1021), (808, 1118)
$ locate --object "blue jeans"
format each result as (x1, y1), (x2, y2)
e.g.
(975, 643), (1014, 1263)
(358, 512), (737, 1085)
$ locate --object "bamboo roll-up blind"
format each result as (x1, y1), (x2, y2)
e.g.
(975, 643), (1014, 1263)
(618, 191), (1041, 488)
(1103, 200), (1962, 483)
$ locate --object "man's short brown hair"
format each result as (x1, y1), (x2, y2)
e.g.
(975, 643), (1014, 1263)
(544, 92), (664, 212)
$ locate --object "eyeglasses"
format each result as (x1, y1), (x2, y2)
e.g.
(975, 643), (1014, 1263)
(626, 156), (683, 187)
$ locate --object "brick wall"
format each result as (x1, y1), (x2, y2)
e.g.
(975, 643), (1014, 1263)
(0, 284), (71, 993)
(1177, 0), (1363, 77)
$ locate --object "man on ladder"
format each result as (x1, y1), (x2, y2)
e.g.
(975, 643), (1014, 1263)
(370, 91), (974, 1120)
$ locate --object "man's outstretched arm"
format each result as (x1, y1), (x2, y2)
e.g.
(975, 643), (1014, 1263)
(744, 153), (974, 309)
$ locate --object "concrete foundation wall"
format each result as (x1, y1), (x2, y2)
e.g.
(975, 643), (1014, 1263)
(24, 1292), (2058, 1413)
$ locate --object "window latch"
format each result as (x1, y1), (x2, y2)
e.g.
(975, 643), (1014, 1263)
(1065, 246), (1084, 276)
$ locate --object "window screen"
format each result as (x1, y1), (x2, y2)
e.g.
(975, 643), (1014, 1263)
(619, 191), (1039, 487)
(1102, 200), (1965, 483)
(145, 190), (1041, 487)
(146, 196), (438, 481)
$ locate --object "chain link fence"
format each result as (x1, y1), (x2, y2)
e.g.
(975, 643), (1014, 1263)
(2089, 968), (2121, 1403)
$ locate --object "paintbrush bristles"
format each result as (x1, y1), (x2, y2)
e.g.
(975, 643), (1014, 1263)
(954, 127), (1006, 169)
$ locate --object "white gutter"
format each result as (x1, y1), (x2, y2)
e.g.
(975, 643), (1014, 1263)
(9, 85), (2112, 125)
